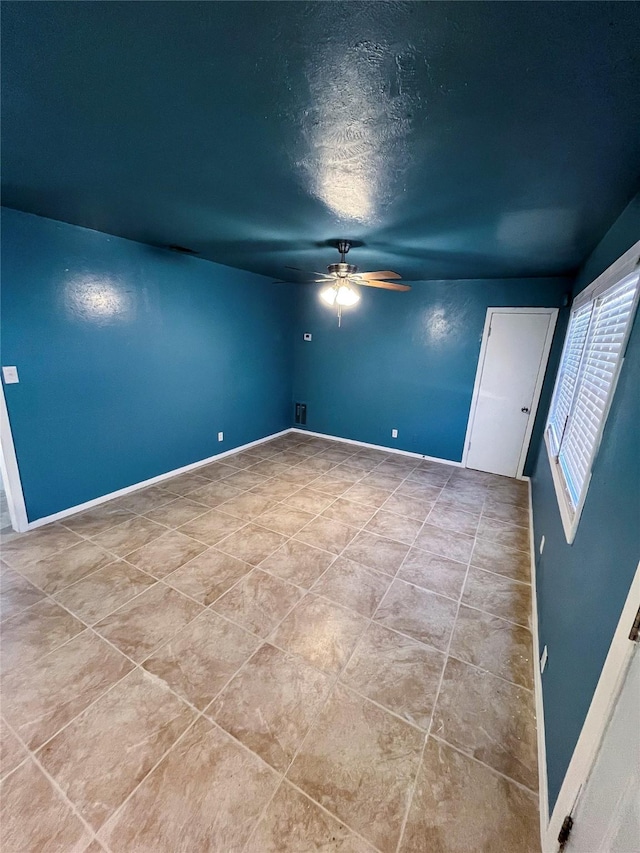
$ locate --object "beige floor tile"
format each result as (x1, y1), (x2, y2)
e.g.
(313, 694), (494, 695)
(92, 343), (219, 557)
(1, 631), (133, 749)
(158, 471), (210, 496)
(321, 497), (376, 527)
(0, 758), (93, 852)
(217, 523), (288, 565)
(343, 482), (394, 509)
(414, 523), (475, 564)
(342, 530), (410, 576)
(247, 458), (290, 478)
(255, 503), (315, 536)
(294, 516), (357, 555)
(279, 468), (321, 487)
(311, 474), (358, 497)
(477, 516), (529, 553)
(482, 495), (529, 526)
(399, 737), (539, 853)
(16, 540), (115, 595)
(284, 487), (337, 514)
(94, 584), (202, 662)
(470, 537), (531, 583)
(142, 496), (209, 527)
(164, 547), (251, 605)
(427, 503), (480, 537)
(54, 561), (156, 624)
(218, 491), (278, 521)
(441, 480), (488, 502)
(271, 594), (367, 674)
(259, 539), (335, 588)
(209, 643), (332, 772)
(1, 525), (85, 571)
(342, 622), (445, 729)
(450, 605), (534, 689)
(250, 477), (301, 500)
(38, 668), (195, 829)
(186, 479), (241, 508)
(287, 683), (423, 853)
(62, 503), (137, 537)
(143, 609), (259, 708)
(246, 781), (375, 853)
(99, 717), (278, 852)
(405, 468), (451, 488)
(0, 717), (27, 779)
(124, 529), (207, 577)
(294, 457), (337, 475)
(398, 549), (467, 599)
(177, 508), (245, 546)
(90, 516), (167, 558)
(432, 657), (538, 791)
(0, 563), (45, 621)
(374, 579), (458, 652)
(117, 486), (177, 514)
(1, 599), (85, 673)
(364, 510), (423, 545)
(196, 461), (239, 479)
(487, 479), (529, 509)
(462, 567), (531, 628)
(312, 557), (392, 617)
(222, 469), (271, 490)
(381, 492), (434, 521)
(211, 569), (302, 637)
(397, 481), (443, 501)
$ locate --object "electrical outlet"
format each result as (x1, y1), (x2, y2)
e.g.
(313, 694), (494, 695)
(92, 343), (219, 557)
(540, 645), (548, 674)
(391, 428), (398, 438)
(2, 366), (19, 384)
(303, 333), (312, 341)
(217, 432), (224, 442)
(539, 535), (545, 555)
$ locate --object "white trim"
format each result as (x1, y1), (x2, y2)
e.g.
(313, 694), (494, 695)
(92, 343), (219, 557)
(25, 428), (292, 531)
(0, 381), (29, 532)
(462, 307), (559, 479)
(528, 479), (550, 850)
(545, 559), (640, 851)
(290, 427), (463, 466)
(572, 240), (640, 310)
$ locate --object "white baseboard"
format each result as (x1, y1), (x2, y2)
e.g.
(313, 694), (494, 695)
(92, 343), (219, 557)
(528, 481), (550, 851)
(291, 428), (463, 467)
(26, 428), (293, 531)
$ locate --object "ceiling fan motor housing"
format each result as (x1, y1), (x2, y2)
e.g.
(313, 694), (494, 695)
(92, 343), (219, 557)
(327, 262), (358, 278)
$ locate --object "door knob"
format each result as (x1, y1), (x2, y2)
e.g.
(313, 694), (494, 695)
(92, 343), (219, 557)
(521, 407), (530, 413)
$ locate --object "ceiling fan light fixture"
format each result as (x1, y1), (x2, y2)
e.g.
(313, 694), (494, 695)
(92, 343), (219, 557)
(319, 285), (338, 306)
(336, 284), (360, 306)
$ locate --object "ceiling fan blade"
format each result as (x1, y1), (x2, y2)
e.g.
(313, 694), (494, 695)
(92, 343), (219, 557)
(358, 281), (411, 292)
(358, 270), (402, 281)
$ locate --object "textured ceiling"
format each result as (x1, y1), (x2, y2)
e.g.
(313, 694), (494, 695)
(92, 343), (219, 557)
(2, 1), (640, 282)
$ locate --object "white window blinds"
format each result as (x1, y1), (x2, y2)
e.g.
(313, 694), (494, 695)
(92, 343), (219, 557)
(547, 302), (593, 454)
(547, 270), (639, 515)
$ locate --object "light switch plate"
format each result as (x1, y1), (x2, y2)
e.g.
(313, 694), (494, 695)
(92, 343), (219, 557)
(2, 366), (19, 384)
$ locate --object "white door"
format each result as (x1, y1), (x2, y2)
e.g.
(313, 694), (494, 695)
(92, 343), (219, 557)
(565, 642), (640, 853)
(465, 309), (556, 478)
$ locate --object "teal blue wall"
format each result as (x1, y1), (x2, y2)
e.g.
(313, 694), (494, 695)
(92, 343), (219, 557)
(0, 208), (293, 522)
(531, 194), (640, 810)
(292, 278), (569, 468)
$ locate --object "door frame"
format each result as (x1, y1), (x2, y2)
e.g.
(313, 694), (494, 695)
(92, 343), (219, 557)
(544, 559), (640, 852)
(0, 380), (29, 531)
(462, 307), (558, 479)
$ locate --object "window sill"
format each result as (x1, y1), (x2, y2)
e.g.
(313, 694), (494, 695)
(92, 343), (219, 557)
(544, 430), (582, 545)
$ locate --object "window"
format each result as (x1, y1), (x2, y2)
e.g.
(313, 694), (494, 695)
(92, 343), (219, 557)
(545, 241), (640, 543)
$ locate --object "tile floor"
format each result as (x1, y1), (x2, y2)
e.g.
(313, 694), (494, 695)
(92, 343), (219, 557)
(0, 432), (540, 852)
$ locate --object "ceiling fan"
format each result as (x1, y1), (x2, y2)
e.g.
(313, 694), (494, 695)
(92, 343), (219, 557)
(279, 240), (411, 325)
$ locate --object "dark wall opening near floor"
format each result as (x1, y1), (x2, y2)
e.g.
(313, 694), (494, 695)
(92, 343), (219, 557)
(1, 208), (294, 522)
(292, 277), (569, 469)
(531, 192), (640, 810)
